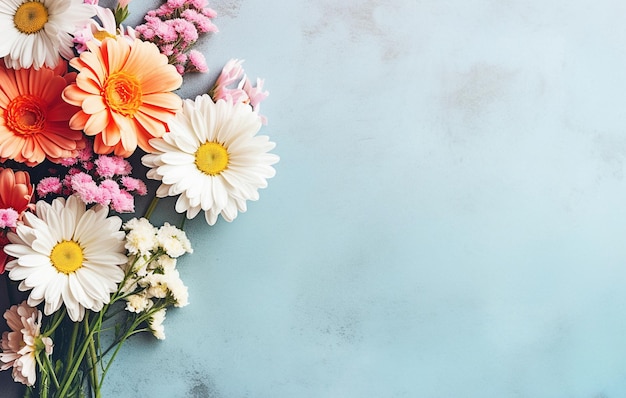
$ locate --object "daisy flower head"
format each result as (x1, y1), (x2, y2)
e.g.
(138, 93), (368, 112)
(0, 301), (53, 386)
(62, 37), (183, 157)
(0, 0), (96, 69)
(0, 61), (86, 166)
(143, 95), (279, 225)
(4, 196), (128, 322)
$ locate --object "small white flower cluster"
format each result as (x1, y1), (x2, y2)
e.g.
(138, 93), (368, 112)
(121, 218), (193, 339)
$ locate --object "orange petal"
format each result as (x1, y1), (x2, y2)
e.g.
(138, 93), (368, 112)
(62, 84), (88, 106)
(93, 133), (114, 155)
(141, 92), (182, 111)
(135, 110), (166, 138)
(102, 116), (121, 146)
(69, 110), (90, 131)
(83, 110), (109, 135)
(82, 95), (106, 114)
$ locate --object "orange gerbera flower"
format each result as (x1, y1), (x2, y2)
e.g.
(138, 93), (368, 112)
(0, 61), (85, 166)
(0, 167), (34, 274)
(62, 37), (183, 157)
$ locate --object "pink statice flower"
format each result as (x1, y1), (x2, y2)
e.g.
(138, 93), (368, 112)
(36, 177), (63, 197)
(95, 155), (132, 178)
(78, 146), (93, 162)
(111, 190), (135, 213)
(0, 209), (18, 229)
(59, 157), (78, 167)
(36, 138), (147, 213)
(71, 173), (99, 203)
(135, 0), (217, 75)
(121, 177), (148, 195)
(211, 59), (270, 123)
(187, 49), (208, 73)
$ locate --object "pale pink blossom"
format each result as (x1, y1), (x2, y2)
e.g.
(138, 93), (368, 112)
(0, 302), (53, 386)
(73, 5), (137, 53)
(212, 59), (270, 123)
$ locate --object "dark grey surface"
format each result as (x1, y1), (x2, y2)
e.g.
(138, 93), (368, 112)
(0, 274), (25, 396)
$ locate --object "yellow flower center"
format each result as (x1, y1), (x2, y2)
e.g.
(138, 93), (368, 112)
(103, 72), (142, 117)
(6, 95), (46, 135)
(13, 1), (49, 34)
(195, 142), (229, 175)
(50, 241), (84, 274)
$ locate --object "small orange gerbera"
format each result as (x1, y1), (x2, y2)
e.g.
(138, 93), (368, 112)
(0, 168), (34, 216)
(62, 37), (183, 157)
(0, 167), (34, 274)
(0, 61), (85, 166)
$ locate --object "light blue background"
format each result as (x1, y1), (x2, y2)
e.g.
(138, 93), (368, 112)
(110, 0), (626, 397)
(4, 0), (626, 397)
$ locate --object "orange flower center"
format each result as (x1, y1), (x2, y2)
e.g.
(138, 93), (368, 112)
(103, 72), (142, 117)
(13, 1), (49, 34)
(6, 94), (46, 135)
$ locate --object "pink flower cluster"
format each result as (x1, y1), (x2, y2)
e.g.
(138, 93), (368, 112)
(36, 145), (147, 213)
(135, 0), (217, 75)
(212, 59), (270, 124)
(0, 209), (18, 229)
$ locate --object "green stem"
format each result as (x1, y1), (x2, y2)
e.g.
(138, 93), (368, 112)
(144, 197), (160, 220)
(40, 363), (49, 398)
(66, 321), (80, 369)
(99, 310), (154, 385)
(85, 316), (101, 398)
(56, 311), (103, 398)
(43, 308), (66, 337)
(42, 353), (60, 389)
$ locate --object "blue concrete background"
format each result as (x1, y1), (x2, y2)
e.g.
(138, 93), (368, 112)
(4, 0), (626, 397)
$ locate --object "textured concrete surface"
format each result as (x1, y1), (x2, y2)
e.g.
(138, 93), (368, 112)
(4, 0), (626, 397)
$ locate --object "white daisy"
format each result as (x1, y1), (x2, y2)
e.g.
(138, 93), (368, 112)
(142, 95), (279, 225)
(4, 196), (128, 322)
(0, 0), (95, 69)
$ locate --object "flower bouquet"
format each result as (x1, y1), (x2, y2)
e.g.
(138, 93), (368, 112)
(0, 1), (279, 397)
